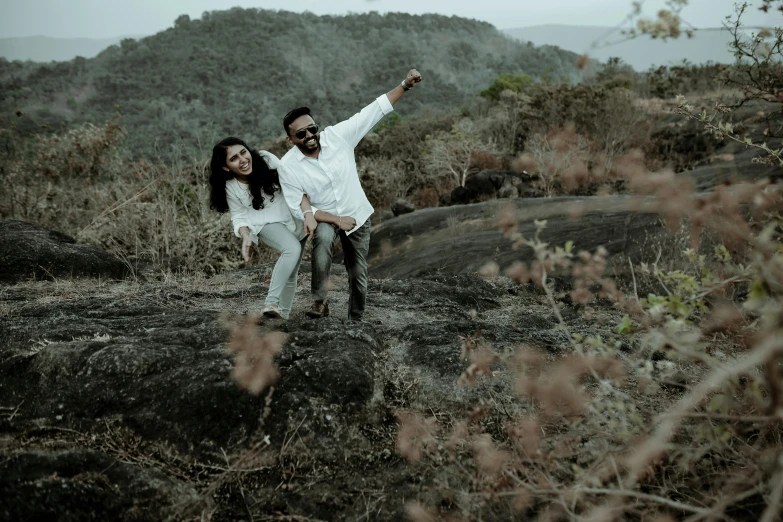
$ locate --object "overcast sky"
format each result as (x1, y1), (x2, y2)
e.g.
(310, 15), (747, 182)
(0, 0), (778, 39)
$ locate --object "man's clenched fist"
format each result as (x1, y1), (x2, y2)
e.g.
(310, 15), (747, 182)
(405, 69), (422, 88)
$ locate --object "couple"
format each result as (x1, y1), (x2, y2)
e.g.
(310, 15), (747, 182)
(209, 69), (422, 321)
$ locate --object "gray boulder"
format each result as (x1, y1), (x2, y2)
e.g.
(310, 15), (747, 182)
(369, 195), (666, 280)
(0, 450), (201, 522)
(0, 297), (376, 459)
(447, 170), (543, 205)
(391, 198), (416, 216)
(0, 220), (129, 284)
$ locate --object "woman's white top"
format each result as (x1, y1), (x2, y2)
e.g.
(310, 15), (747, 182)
(225, 150), (304, 244)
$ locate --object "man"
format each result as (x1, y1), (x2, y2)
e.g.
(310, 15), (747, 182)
(278, 69), (423, 321)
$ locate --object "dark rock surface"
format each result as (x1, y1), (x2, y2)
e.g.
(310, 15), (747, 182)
(391, 198), (416, 216)
(0, 450), (200, 522)
(2, 266), (600, 521)
(448, 169), (543, 205)
(369, 195), (666, 279)
(0, 220), (129, 284)
(680, 147), (781, 192)
(0, 300), (378, 459)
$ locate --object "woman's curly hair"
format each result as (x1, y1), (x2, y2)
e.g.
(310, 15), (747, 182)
(208, 136), (281, 213)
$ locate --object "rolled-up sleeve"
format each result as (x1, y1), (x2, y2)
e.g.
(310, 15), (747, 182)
(259, 150), (279, 169)
(278, 163), (308, 220)
(226, 189), (257, 243)
(332, 94), (394, 148)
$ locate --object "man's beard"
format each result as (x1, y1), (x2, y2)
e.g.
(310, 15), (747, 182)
(297, 135), (320, 154)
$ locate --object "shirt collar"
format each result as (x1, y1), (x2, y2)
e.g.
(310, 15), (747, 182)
(292, 146), (307, 162)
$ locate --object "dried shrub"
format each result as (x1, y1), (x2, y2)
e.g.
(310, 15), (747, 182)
(0, 118), (265, 274)
(226, 315), (286, 395)
(393, 140), (783, 520)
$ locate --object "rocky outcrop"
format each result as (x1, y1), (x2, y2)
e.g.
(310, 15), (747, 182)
(0, 220), (129, 284)
(447, 169), (544, 205)
(0, 296), (377, 458)
(391, 198), (416, 216)
(369, 195), (666, 279)
(680, 147), (781, 192)
(1, 266), (606, 521)
(0, 450), (200, 522)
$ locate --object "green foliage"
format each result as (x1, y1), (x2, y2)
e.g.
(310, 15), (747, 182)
(478, 74), (533, 101)
(0, 9), (579, 160)
(593, 56), (635, 91)
(643, 62), (726, 99)
(372, 111), (402, 134)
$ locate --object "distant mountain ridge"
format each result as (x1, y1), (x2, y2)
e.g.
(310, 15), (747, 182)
(0, 35), (142, 62)
(504, 24), (736, 70)
(0, 9), (581, 158)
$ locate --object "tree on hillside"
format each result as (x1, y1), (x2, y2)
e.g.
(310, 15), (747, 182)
(479, 74), (533, 101)
(0, 9), (581, 159)
(422, 119), (496, 188)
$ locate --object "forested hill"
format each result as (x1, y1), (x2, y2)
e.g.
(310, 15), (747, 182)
(0, 9), (580, 158)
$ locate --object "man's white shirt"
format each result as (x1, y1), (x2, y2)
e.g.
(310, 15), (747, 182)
(278, 94), (394, 235)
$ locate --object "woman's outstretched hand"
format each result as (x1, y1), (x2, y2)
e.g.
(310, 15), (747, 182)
(304, 214), (318, 237)
(239, 227), (253, 265)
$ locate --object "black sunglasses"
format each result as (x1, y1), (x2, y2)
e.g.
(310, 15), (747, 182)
(294, 124), (319, 140)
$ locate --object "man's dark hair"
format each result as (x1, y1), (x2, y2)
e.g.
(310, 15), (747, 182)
(283, 107), (312, 136)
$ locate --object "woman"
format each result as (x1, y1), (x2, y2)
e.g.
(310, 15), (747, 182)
(209, 137), (316, 319)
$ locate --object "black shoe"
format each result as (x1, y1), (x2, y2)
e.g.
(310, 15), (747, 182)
(306, 301), (329, 319)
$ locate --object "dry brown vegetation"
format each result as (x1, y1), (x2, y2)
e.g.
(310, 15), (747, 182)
(390, 170), (783, 520)
(2, 2), (783, 521)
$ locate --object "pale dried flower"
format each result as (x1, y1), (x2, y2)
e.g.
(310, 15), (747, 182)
(702, 303), (745, 334)
(504, 261), (530, 284)
(380, 239), (394, 258)
(472, 434), (509, 477)
(459, 344), (499, 385)
(513, 488), (532, 513)
(584, 506), (620, 522)
(507, 417), (541, 455)
(445, 420), (469, 452)
(714, 153), (735, 163)
(498, 204), (518, 236)
(568, 203), (586, 219)
(397, 411), (437, 463)
(226, 316), (287, 395)
(404, 502), (437, 522)
(561, 159), (590, 192)
(512, 153), (537, 174)
(478, 261), (500, 279)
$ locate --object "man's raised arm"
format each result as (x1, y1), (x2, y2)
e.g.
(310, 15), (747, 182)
(332, 68), (422, 148)
(385, 68), (422, 106)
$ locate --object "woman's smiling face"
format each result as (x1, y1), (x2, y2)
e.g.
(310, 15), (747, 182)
(222, 144), (252, 177)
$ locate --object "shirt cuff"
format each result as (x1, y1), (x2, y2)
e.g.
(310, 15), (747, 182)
(376, 94), (394, 115)
(233, 221), (252, 238)
(297, 205), (319, 221)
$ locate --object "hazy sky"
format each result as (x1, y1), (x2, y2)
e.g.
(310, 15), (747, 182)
(0, 0), (778, 39)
